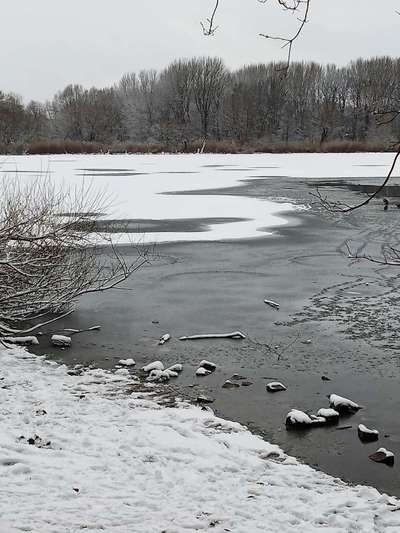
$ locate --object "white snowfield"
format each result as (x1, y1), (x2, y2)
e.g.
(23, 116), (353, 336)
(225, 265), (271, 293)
(0, 347), (399, 533)
(2, 152), (398, 243)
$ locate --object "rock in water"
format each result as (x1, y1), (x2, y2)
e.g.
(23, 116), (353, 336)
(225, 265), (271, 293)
(266, 381), (287, 393)
(199, 360), (217, 372)
(317, 408), (339, 424)
(142, 361), (164, 372)
(196, 367), (211, 376)
(358, 424), (379, 442)
(310, 415), (327, 426)
(118, 358), (136, 367)
(146, 369), (170, 382)
(164, 369), (179, 378)
(51, 335), (72, 347)
(329, 394), (361, 414)
(286, 409), (313, 429)
(158, 333), (171, 345)
(222, 380), (240, 389)
(369, 448), (394, 466)
(167, 364), (183, 373)
(197, 395), (214, 404)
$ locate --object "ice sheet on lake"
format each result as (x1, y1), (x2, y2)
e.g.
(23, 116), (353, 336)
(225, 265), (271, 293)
(1, 152), (398, 243)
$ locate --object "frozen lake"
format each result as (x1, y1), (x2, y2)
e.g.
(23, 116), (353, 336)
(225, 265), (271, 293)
(1, 152), (398, 243)
(18, 151), (400, 497)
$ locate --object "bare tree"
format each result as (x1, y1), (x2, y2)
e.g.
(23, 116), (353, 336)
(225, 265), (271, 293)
(0, 92), (26, 148)
(0, 178), (148, 337)
(191, 57), (228, 139)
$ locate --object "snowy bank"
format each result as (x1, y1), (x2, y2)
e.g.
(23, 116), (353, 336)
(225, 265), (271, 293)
(0, 346), (399, 532)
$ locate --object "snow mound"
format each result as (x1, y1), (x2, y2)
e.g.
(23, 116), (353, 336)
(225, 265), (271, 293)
(118, 358), (136, 367)
(0, 346), (398, 533)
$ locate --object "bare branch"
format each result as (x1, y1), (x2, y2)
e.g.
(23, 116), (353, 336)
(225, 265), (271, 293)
(311, 145), (400, 213)
(259, 0), (311, 71)
(201, 0), (220, 36)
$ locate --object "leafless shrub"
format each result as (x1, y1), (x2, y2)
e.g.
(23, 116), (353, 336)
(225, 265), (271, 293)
(0, 178), (148, 336)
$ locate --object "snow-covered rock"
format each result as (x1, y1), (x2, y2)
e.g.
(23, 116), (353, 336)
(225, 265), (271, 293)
(286, 409), (313, 428)
(222, 380), (240, 389)
(164, 369), (179, 378)
(118, 358), (136, 367)
(199, 360), (216, 372)
(369, 448), (394, 466)
(197, 395), (214, 404)
(142, 361), (164, 372)
(146, 369), (170, 382)
(266, 381), (287, 393)
(3, 336), (39, 346)
(317, 408), (339, 423)
(196, 367), (211, 376)
(310, 415), (327, 426)
(51, 335), (71, 347)
(158, 333), (171, 345)
(329, 394), (361, 414)
(358, 424), (379, 442)
(167, 363), (183, 373)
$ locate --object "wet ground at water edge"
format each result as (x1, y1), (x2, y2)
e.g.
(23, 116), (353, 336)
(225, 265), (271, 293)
(31, 170), (400, 498)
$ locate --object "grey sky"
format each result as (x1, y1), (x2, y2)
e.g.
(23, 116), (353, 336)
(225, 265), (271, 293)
(1, 1), (398, 102)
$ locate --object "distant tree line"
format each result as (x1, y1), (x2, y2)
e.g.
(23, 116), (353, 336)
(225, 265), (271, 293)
(1, 56), (399, 153)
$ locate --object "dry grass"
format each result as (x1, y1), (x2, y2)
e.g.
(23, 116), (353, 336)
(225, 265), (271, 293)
(27, 140), (105, 155)
(109, 142), (171, 154)
(250, 140), (389, 154)
(186, 140), (241, 153)
(16, 138), (392, 156)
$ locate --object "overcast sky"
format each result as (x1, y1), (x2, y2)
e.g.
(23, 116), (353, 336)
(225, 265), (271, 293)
(1, 1), (398, 102)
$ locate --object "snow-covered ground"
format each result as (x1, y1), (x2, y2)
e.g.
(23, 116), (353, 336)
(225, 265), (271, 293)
(1, 152), (398, 243)
(1, 345), (399, 533)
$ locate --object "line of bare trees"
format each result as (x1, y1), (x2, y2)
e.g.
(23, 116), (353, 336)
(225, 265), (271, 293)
(2, 56), (400, 152)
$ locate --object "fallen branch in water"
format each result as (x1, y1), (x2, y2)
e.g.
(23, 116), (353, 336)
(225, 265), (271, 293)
(264, 299), (280, 310)
(42, 325), (101, 336)
(179, 331), (246, 341)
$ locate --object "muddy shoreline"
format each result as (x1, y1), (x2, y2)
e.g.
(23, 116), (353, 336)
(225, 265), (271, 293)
(32, 174), (400, 497)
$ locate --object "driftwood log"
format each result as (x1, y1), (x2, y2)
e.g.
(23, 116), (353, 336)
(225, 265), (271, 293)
(179, 331), (245, 341)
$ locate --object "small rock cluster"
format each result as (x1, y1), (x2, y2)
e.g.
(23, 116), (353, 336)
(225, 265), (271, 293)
(142, 361), (183, 382)
(285, 393), (394, 466)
